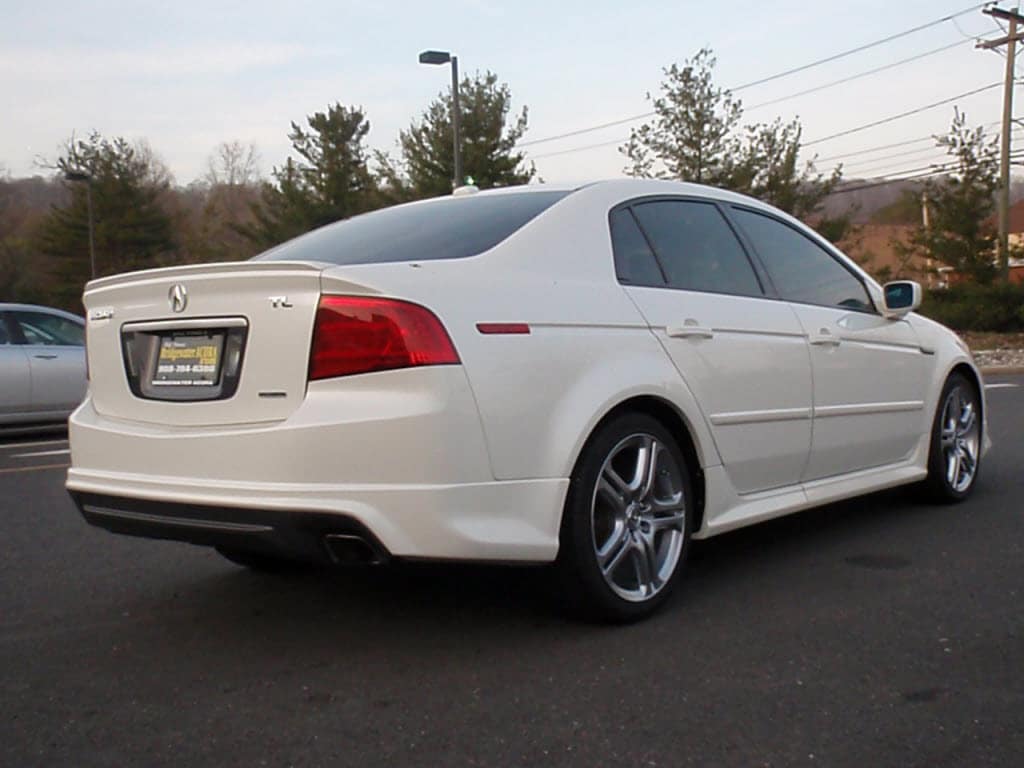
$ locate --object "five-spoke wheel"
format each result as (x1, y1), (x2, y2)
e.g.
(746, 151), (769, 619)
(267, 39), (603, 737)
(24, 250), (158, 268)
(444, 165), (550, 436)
(925, 372), (982, 502)
(558, 412), (692, 621)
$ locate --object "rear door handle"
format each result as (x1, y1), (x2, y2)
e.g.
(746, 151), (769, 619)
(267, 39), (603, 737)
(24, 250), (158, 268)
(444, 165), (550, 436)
(667, 320), (714, 339)
(809, 328), (841, 347)
(33, 353), (59, 360)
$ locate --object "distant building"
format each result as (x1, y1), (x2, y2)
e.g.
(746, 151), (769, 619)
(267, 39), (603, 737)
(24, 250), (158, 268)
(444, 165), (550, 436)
(1002, 200), (1024, 283)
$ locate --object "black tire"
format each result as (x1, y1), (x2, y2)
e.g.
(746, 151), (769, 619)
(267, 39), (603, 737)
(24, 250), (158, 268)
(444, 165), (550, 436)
(215, 546), (301, 572)
(556, 412), (693, 622)
(923, 372), (982, 503)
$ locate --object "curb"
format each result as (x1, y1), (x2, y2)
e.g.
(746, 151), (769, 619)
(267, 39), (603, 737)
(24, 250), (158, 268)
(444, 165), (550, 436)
(979, 366), (1024, 375)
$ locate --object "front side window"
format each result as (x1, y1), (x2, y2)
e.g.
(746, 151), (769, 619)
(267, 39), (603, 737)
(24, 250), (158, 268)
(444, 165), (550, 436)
(11, 312), (85, 346)
(629, 200), (764, 297)
(731, 208), (873, 312)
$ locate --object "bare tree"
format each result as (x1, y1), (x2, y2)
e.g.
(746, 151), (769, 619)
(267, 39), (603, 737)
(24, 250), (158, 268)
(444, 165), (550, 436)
(204, 141), (261, 187)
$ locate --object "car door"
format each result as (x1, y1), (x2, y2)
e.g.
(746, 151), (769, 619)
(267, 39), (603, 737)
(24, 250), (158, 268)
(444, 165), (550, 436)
(8, 309), (87, 413)
(728, 206), (932, 482)
(0, 313), (33, 420)
(614, 198), (813, 495)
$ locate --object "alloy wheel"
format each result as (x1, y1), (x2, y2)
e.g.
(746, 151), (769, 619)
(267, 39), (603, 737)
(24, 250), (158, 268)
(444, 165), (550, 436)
(590, 433), (686, 603)
(939, 385), (980, 494)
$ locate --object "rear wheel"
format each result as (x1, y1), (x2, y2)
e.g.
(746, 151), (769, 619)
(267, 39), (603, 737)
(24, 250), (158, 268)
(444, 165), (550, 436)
(923, 372), (982, 502)
(557, 413), (692, 622)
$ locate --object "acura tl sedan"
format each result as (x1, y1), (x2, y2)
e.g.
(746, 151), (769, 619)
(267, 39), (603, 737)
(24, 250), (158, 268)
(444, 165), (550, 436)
(67, 179), (988, 621)
(1, 303), (86, 428)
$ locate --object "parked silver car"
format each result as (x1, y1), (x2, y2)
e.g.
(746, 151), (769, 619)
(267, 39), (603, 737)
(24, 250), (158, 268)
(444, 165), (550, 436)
(1, 303), (87, 427)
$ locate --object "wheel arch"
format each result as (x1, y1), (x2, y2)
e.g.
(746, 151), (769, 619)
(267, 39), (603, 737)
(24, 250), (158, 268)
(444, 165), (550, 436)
(566, 394), (709, 536)
(948, 360), (985, 441)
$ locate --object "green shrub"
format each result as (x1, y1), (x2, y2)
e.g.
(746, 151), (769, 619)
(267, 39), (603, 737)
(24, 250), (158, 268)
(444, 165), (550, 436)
(919, 282), (1024, 332)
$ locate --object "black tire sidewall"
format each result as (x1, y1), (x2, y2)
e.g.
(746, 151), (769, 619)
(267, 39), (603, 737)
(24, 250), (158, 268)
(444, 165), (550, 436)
(926, 372), (981, 502)
(558, 412), (693, 622)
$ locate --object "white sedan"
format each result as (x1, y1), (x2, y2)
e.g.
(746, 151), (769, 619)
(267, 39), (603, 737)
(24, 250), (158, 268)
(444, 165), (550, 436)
(67, 179), (988, 621)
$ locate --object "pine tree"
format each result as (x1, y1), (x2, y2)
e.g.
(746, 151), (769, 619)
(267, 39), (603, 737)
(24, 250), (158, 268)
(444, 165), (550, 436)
(622, 49), (742, 184)
(382, 72), (534, 199)
(896, 109), (1000, 284)
(241, 104), (378, 250)
(35, 133), (176, 310)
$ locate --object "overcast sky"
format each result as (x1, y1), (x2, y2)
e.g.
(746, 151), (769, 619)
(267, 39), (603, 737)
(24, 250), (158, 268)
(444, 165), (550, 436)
(0, 0), (1015, 186)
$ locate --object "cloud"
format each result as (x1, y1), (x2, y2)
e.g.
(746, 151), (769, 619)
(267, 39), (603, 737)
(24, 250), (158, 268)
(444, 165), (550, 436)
(0, 42), (324, 81)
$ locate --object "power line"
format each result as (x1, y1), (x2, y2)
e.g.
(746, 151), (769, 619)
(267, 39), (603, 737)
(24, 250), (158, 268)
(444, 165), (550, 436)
(520, 2), (993, 150)
(839, 125), (1024, 172)
(731, 2), (991, 91)
(833, 144), (948, 169)
(814, 118), (1006, 162)
(844, 149), (952, 175)
(830, 169), (950, 194)
(533, 85), (1005, 163)
(816, 128), (982, 162)
(745, 40), (971, 112)
(831, 149), (1024, 194)
(815, 135), (940, 162)
(530, 137), (625, 161)
(802, 81), (1002, 146)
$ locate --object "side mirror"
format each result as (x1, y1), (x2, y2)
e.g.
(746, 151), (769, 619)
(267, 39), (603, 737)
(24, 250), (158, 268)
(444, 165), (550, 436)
(882, 280), (922, 319)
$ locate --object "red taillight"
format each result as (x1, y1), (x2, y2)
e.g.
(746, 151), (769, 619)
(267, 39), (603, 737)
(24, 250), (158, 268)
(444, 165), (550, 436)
(308, 296), (460, 380)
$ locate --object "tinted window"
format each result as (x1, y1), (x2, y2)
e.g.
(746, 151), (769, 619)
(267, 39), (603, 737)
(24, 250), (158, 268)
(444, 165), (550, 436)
(630, 201), (763, 296)
(255, 190), (571, 265)
(731, 208), (872, 311)
(0, 317), (9, 345)
(609, 208), (665, 286)
(11, 311), (84, 346)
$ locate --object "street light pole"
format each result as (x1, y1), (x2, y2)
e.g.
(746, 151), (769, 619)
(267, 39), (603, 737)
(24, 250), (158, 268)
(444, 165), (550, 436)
(450, 55), (462, 190)
(418, 49), (463, 190)
(65, 169), (96, 279)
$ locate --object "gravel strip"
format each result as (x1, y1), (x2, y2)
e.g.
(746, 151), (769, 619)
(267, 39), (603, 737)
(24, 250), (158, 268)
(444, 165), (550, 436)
(972, 349), (1024, 369)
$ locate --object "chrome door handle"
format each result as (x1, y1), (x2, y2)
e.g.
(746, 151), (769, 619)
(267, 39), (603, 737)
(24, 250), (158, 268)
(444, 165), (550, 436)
(809, 329), (841, 347)
(667, 320), (714, 339)
(33, 353), (59, 359)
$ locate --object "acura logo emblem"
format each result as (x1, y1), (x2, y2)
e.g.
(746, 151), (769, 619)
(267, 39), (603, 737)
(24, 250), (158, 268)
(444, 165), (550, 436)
(168, 284), (188, 313)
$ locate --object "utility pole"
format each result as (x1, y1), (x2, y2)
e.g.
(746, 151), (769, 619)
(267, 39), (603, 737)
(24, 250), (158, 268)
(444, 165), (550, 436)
(979, 5), (1024, 281)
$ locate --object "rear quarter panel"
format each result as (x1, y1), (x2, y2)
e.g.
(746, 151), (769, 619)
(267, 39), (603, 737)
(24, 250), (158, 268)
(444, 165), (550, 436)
(330, 187), (723, 482)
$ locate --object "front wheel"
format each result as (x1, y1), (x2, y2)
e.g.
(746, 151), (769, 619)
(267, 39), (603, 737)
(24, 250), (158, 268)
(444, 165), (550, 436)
(923, 372), (982, 502)
(557, 413), (692, 622)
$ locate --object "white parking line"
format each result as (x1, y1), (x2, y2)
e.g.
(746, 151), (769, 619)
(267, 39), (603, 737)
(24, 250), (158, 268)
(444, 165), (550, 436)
(0, 463), (69, 475)
(0, 438), (69, 450)
(12, 448), (71, 458)
(984, 383), (1020, 390)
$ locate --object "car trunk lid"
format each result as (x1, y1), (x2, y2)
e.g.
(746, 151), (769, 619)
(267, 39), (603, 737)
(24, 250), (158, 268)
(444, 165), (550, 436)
(83, 261), (371, 426)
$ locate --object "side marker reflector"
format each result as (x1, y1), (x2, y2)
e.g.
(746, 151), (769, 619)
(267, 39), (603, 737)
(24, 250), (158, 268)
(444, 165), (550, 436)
(476, 323), (531, 335)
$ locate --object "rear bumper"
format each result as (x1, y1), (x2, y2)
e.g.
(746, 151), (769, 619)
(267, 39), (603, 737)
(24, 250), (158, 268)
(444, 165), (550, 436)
(70, 491), (391, 565)
(66, 470), (567, 562)
(67, 366), (568, 562)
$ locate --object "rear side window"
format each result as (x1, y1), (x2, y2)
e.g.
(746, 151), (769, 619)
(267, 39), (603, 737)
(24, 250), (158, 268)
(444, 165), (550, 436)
(730, 208), (873, 312)
(629, 200), (763, 297)
(255, 190), (570, 265)
(609, 208), (665, 286)
(10, 311), (84, 346)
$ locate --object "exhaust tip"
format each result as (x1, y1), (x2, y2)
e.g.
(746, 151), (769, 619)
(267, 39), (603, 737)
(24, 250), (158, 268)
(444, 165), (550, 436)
(324, 533), (385, 565)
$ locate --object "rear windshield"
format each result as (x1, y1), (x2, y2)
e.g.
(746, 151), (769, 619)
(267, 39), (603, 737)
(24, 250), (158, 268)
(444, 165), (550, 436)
(254, 190), (571, 265)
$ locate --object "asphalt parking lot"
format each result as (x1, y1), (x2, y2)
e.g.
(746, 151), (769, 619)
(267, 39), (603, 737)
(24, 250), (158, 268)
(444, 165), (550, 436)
(2, 378), (1022, 768)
